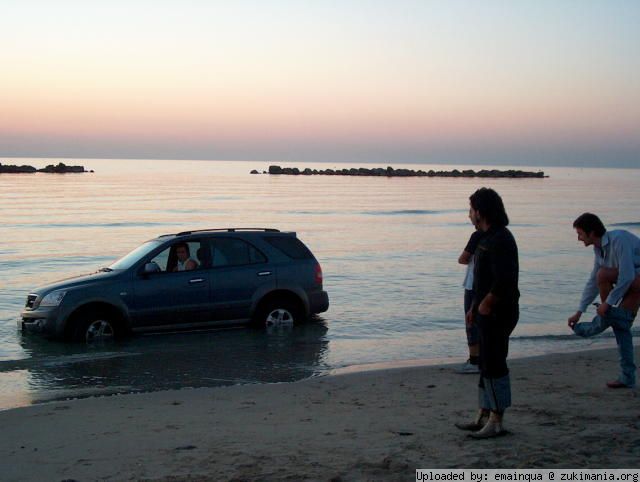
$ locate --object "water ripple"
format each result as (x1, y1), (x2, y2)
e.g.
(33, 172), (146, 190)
(362, 209), (464, 216)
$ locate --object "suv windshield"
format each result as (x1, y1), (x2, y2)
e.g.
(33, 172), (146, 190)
(108, 240), (163, 270)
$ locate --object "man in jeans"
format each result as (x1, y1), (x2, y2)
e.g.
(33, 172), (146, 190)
(568, 213), (640, 389)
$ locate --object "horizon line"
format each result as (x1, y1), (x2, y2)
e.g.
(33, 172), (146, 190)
(1, 155), (638, 170)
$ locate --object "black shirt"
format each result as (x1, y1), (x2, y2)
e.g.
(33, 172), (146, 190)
(473, 226), (520, 308)
(464, 229), (484, 255)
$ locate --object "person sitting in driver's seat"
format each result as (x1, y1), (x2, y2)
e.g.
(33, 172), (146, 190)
(174, 243), (198, 271)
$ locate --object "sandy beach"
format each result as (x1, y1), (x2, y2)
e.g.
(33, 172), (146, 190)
(0, 346), (638, 481)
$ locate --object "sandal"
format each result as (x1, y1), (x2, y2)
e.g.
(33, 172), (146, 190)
(455, 421), (485, 431)
(606, 380), (632, 389)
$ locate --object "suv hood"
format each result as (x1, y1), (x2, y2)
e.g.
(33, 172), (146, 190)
(32, 270), (121, 295)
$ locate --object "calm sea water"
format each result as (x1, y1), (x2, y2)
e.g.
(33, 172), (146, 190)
(1, 158), (639, 410)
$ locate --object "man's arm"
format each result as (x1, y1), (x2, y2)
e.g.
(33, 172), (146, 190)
(487, 233), (518, 305)
(459, 231), (482, 265)
(476, 232), (517, 315)
(568, 311), (581, 328)
(458, 250), (472, 265)
(577, 257), (600, 313)
(478, 292), (498, 315)
(185, 259), (198, 271)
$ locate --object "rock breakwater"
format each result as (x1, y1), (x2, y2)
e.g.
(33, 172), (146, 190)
(0, 162), (92, 174)
(263, 165), (545, 178)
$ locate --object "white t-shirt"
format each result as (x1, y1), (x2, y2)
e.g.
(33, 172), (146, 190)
(176, 258), (197, 271)
(462, 230), (483, 291)
(463, 258), (475, 291)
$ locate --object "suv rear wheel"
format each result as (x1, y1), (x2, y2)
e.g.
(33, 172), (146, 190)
(255, 298), (303, 328)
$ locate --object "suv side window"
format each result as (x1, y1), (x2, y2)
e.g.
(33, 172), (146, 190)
(211, 238), (267, 267)
(148, 240), (207, 272)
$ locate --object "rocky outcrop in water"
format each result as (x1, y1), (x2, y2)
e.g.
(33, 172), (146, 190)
(0, 163), (37, 173)
(0, 162), (92, 174)
(265, 165), (545, 178)
(38, 162), (89, 173)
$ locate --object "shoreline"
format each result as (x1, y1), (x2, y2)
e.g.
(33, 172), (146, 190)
(0, 336), (617, 413)
(328, 337), (618, 376)
(1, 345), (638, 480)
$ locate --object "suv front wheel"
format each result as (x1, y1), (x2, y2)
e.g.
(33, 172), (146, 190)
(71, 311), (119, 343)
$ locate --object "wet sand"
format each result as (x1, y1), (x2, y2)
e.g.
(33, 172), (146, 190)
(0, 346), (638, 481)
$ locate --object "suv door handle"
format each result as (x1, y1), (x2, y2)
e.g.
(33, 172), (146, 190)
(189, 278), (205, 284)
(257, 271), (272, 277)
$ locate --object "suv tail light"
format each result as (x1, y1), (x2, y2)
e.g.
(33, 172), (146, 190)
(314, 263), (323, 285)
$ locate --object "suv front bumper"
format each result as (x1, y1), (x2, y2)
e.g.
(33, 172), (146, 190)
(19, 307), (61, 337)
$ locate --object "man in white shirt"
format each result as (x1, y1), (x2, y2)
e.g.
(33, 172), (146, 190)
(568, 213), (640, 388)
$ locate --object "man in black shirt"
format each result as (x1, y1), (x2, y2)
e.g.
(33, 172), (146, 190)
(455, 187), (520, 439)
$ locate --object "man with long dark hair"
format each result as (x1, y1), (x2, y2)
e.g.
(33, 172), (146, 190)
(456, 188), (519, 439)
(568, 213), (639, 388)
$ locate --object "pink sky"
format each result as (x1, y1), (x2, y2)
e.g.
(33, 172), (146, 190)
(1, 1), (638, 166)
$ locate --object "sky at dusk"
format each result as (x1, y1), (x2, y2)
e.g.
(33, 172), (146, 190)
(1, 1), (639, 167)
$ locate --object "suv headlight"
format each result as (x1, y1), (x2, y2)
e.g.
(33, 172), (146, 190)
(40, 290), (67, 307)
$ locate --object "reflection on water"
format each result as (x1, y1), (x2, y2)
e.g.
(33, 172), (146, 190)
(0, 321), (328, 409)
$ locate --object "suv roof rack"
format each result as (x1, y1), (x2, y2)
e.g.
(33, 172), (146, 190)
(174, 228), (281, 236)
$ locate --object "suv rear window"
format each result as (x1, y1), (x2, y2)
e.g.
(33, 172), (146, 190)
(263, 236), (313, 259)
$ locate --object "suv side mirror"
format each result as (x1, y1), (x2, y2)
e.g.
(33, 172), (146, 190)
(142, 262), (161, 274)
